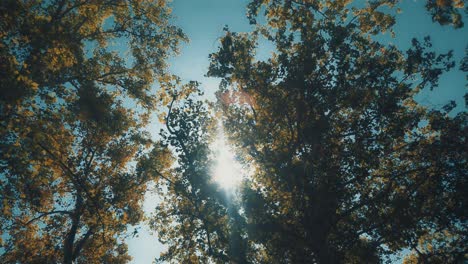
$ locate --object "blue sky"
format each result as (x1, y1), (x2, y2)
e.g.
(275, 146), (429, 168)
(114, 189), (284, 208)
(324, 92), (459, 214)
(127, 0), (467, 263)
(126, 1), (253, 263)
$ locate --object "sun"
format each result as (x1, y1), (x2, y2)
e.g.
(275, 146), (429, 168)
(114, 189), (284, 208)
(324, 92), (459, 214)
(211, 130), (243, 189)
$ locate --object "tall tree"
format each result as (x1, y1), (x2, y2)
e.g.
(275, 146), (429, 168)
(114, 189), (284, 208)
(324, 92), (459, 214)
(148, 80), (251, 263)
(0, 0), (185, 263)
(205, 0), (467, 263)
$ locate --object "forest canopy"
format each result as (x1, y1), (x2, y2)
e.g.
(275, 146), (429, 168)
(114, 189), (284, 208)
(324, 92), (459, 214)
(0, 0), (466, 263)
(0, 0), (184, 263)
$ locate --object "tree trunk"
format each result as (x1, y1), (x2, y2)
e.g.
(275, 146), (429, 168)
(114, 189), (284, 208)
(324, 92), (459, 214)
(63, 194), (83, 264)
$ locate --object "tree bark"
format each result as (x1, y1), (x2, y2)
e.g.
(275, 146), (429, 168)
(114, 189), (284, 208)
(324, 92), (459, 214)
(63, 194), (83, 264)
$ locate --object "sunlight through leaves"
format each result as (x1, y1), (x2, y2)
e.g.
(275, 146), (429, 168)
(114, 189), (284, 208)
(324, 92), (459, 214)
(211, 127), (243, 189)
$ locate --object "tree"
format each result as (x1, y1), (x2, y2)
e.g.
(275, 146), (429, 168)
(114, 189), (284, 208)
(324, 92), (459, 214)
(0, 0), (185, 263)
(148, 79), (252, 263)
(205, 0), (467, 262)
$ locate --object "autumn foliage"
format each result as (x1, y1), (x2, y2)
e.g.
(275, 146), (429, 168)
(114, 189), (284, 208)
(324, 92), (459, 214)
(0, 0), (466, 263)
(1, 0), (184, 263)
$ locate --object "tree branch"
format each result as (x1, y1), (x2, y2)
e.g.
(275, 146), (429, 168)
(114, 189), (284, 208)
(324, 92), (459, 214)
(23, 210), (72, 226)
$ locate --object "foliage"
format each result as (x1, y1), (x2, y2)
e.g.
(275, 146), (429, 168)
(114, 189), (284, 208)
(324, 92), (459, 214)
(0, 0), (184, 263)
(425, 0), (466, 28)
(1, 0), (466, 263)
(149, 80), (253, 263)
(203, 0), (467, 263)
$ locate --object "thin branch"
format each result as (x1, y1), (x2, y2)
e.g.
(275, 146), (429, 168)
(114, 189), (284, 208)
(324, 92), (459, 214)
(291, 0), (328, 19)
(23, 210), (72, 226)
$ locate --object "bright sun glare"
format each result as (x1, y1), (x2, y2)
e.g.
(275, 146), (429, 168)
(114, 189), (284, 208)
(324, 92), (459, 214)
(211, 129), (243, 189)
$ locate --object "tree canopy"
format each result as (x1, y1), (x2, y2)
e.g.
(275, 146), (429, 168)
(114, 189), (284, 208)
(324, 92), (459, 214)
(0, 0), (466, 263)
(204, 0), (466, 262)
(0, 0), (184, 263)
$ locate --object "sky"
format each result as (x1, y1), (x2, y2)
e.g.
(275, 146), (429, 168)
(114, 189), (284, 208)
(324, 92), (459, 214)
(126, 1), (253, 263)
(126, 0), (467, 263)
